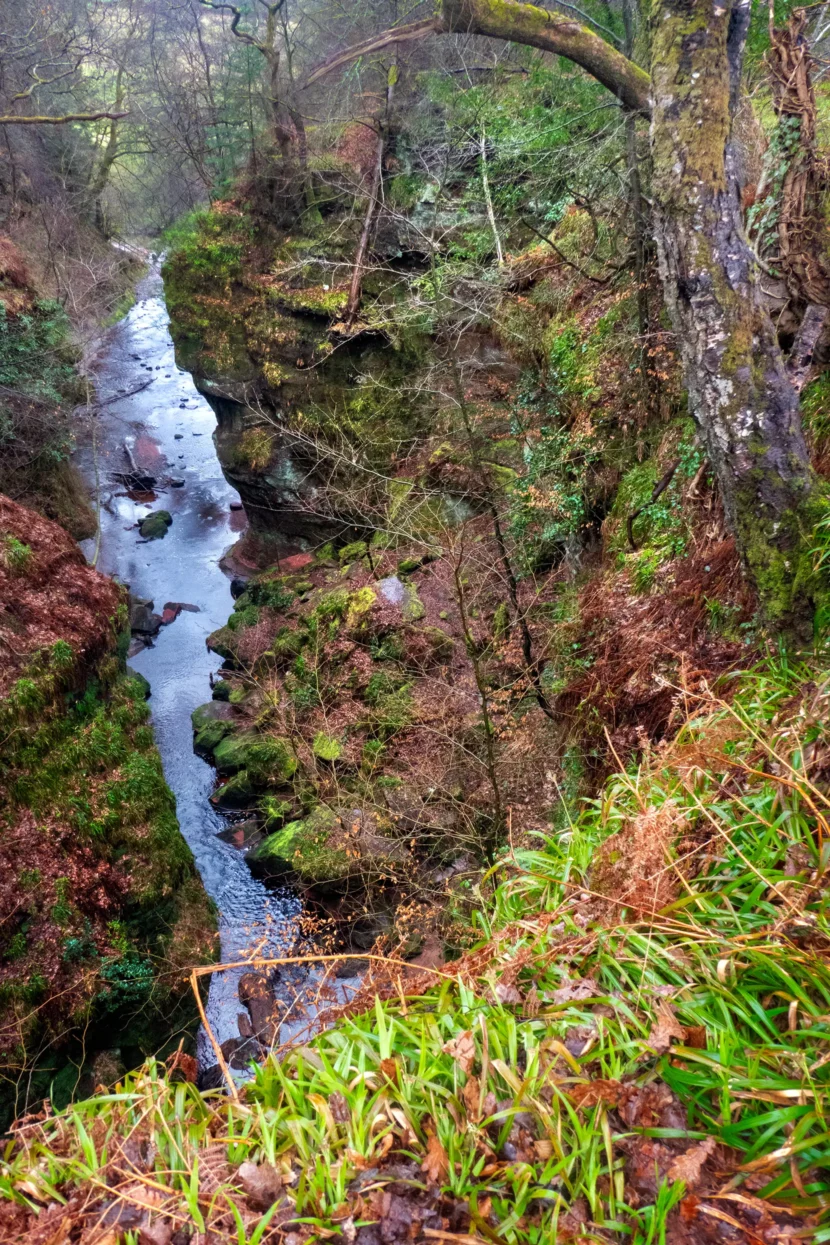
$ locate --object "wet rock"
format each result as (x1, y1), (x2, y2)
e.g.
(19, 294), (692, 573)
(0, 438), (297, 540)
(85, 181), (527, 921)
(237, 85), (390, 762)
(129, 596), (163, 635)
(217, 819), (263, 849)
(166, 601), (200, 613)
(161, 603), (181, 625)
(210, 770), (258, 808)
(212, 679), (232, 701)
(230, 500), (244, 511)
(168, 477), (185, 488)
(139, 510), (173, 540)
(239, 971), (281, 1045)
(174, 432), (184, 438)
(230, 576), (249, 599)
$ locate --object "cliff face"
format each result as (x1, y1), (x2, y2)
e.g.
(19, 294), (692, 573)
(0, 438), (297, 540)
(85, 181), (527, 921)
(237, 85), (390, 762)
(0, 495), (216, 1123)
(162, 201), (468, 558)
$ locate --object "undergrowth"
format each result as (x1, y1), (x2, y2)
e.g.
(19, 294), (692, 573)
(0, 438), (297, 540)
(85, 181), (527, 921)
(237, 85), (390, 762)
(2, 655), (829, 1241)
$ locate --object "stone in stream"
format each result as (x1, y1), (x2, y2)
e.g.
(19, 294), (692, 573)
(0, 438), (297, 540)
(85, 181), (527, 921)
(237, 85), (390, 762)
(174, 433), (184, 439)
(129, 595), (162, 636)
(191, 700), (235, 757)
(168, 477), (185, 488)
(239, 970), (281, 1046)
(138, 509), (172, 540)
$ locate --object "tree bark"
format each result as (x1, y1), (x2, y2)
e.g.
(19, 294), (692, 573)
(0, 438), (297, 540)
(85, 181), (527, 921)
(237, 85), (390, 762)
(650, 0), (818, 625)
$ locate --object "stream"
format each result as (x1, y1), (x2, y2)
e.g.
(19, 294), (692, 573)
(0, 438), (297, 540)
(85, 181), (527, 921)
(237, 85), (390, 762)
(78, 262), (301, 1070)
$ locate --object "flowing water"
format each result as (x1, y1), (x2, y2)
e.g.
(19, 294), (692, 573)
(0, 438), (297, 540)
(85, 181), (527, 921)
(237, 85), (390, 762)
(78, 262), (301, 1067)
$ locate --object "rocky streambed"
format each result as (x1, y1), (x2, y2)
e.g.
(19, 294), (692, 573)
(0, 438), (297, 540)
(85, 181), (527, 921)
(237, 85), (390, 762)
(77, 262), (335, 1080)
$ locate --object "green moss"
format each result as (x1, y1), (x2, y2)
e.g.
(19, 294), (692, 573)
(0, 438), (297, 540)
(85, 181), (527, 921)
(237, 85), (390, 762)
(313, 731), (343, 761)
(339, 540), (368, 564)
(191, 702), (234, 756)
(345, 586), (378, 630)
(139, 511), (172, 540)
(213, 732), (297, 783)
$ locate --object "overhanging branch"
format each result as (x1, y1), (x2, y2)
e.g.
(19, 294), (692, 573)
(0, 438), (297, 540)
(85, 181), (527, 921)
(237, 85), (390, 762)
(0, 111), (129, 125)
(303, 0), (650, 114)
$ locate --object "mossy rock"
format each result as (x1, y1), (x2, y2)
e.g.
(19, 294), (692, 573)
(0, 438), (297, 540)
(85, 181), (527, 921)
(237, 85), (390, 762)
(191, 701), (235, 757)
(273, 627), (306, 661)
(127, 671), (152, 700)
(247, 807), (348, 890)
(345, 586), (378, 631)
(213, 732), (297, 783)
(212, 680), (232, 702)
(206, 626), (238, 663)
(313, 731), (342, 762)
(139, 511), (173, 540)
(210, 770), (257, 809)
(247, 805), (403, 896)
(417, 625), (454, 661)
(339, 540), (368, 564)
(397, 556), (422, 574)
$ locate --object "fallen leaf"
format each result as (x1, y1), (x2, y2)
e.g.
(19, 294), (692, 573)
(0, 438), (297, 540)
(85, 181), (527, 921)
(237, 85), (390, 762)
(462, 1074), (481, 1121)
(330, 1091), (350, 1123)
(666, 1136), (717, 1188)
(685, 1025), (706, 1049)
(550, 977), (596, 1004)
(569, 1079), (624, 1109)
(443, 1029), (476, 1074)
(139, 1224), (173, 1245)
(647, 1001), (686, 1053)
(379, 1056), (399, 1085)
(494, 980), (523, 1005)
(238, 1159), (282, 1209)
(421, 1134), (450, 1185)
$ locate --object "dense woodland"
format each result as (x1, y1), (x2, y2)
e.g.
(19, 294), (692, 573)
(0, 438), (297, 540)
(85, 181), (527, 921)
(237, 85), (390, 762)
(3, 0), (830, 1242)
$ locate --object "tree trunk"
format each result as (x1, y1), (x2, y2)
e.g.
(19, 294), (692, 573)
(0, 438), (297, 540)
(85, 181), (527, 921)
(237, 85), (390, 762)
(649, 0), (819, 626)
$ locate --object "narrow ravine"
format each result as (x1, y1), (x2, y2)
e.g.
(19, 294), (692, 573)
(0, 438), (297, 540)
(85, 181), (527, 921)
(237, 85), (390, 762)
(78, 263), (301, 1068)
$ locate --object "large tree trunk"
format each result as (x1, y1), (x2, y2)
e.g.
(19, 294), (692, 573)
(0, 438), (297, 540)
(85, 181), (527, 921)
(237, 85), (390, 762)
(649, 0), (819, 627)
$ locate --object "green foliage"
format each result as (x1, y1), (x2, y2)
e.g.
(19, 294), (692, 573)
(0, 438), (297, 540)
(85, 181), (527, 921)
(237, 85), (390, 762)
(312, 731), (342, 762)
(0, 534), (32, 575)
(9, 658), (829, 1238)
(0, 299), (75, 407)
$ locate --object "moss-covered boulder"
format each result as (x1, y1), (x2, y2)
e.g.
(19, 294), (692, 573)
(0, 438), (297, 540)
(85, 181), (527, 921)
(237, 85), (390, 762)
(191, 701), (235, 757)
(247, 804), (407, 896)
(213, 731), (297, 783)
(139, 510), (173, 540)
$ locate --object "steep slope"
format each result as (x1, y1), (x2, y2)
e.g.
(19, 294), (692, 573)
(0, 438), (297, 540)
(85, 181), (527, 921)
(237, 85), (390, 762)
(0, 494), (216, 1125)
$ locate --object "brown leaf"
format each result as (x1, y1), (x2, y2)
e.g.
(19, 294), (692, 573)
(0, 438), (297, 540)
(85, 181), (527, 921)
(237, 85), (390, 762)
(379, 1057), (399, 1085)
(443, 1029), (476, 1074)
(685, 1025), (706, 1049)
(494, 980), (523, 1005)
(330, 1091), (350, 1123)
(550, 977), (596, 1005)
(666, 1136), (717, 1188)
(139, 1225), (173, 1245)
(647, 1001), (686, 1053)
(421, 1134), (450, 1185)
(568, 1079), (623, 1110)
(462, 1074), (481, 1121)
(238, 1159), (282, 1209)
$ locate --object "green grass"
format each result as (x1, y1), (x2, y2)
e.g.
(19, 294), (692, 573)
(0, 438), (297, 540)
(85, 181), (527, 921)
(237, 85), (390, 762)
(2, 655), (829, 1240)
